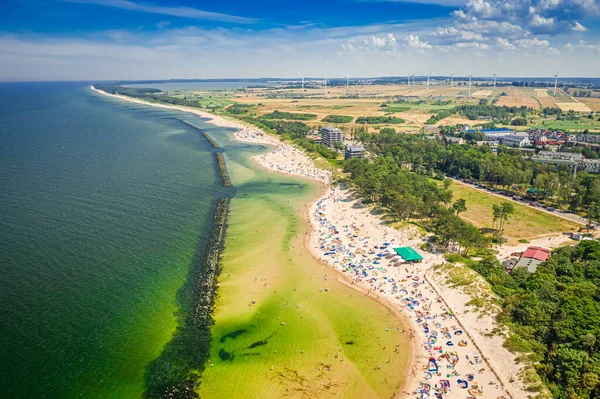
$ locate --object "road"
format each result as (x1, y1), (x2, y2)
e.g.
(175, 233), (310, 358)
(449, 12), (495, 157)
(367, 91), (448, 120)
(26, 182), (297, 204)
(450, 178), (588, 226)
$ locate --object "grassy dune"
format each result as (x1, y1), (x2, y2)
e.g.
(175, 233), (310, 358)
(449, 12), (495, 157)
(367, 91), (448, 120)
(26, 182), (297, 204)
(199, 185), (409, 398)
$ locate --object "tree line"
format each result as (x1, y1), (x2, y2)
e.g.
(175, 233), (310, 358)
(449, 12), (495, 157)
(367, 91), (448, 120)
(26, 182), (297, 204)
(468, 241), (600, 399)
(343, 157), (488, 254)
(357, 130), (600, 215)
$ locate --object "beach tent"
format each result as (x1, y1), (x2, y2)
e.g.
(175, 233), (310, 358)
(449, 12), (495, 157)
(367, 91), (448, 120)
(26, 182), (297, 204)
(393, 247), (424, 262)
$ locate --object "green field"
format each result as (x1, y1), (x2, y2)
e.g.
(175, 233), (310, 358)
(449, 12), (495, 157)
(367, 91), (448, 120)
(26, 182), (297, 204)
(531, 116), (600, 132)
(447, 182), (580, 244)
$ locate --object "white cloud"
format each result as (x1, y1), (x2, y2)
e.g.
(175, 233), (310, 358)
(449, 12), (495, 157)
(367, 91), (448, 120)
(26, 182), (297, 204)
(516, 38), (550, 48)
(406, 34), (432, 49)
(453, 41), (489, 49)
(450, 0), (598, 36)
(63, 0), (257, 23)
(496, 37), (515, 50)
(530, 14), (554, 29)
(566, 40), (600, 52)
(571, 21), (587, 32)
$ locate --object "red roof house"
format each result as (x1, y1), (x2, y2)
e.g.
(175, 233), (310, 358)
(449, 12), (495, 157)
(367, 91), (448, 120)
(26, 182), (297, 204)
(514, 246), (551, 273)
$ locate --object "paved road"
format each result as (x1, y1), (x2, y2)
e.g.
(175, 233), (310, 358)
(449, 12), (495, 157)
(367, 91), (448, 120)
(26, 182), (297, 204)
(450, 178), (588, 226)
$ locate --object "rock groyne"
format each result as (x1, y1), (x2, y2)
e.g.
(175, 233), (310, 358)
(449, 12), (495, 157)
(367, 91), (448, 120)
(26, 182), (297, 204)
(215, 153), (231, 187)
(180, 120), (220, 148)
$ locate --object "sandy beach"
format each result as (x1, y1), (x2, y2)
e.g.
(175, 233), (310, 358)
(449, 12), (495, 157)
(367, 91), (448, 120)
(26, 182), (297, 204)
(92, 86), (531, 398)
(207, 109), (517, 399)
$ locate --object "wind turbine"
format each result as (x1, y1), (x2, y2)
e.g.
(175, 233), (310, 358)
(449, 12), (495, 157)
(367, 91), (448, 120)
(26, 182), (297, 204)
(407, 74), (410, 86)
(300, 75), (304, 90)
(426, 72), (430, 92)
(346, 73), (350, 91)
(324, 77), (328, 96)
(412, 74), (416, 89)
(468, 74), (473, 98)
(493, 73), (497, 91)
(450, 72), (454, 88)
(553, 72), (559, 97)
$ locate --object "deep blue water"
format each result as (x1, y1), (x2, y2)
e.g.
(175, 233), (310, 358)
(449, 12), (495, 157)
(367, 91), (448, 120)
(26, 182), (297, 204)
(0, 82), (232, 398)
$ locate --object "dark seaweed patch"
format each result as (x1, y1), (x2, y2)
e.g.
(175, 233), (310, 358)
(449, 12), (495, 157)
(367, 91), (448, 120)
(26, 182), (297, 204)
(247, 340), (268, 349)
(220, 329), (247, 343)
(218, 348), (234, 361)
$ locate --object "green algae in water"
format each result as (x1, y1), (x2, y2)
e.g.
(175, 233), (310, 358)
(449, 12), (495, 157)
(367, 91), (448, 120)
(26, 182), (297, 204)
(199, 183), (410, 398)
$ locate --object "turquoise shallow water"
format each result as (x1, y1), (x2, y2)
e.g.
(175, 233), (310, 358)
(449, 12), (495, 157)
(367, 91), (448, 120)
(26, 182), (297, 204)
(0, 83), (234, 398)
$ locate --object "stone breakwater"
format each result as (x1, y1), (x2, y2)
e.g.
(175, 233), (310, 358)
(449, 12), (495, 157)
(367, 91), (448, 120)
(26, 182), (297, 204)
(180, 119), (220, 148)
(215, 153), (231, 187)
(188, 197), (229, 327)
(156, 197), (230, 399)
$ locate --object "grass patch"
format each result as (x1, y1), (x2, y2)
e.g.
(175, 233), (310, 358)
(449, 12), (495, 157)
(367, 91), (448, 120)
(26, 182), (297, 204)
(383, 106), (411, 113)
(261, 110), (317, 120)
(530, 116), (600, 132)
(356, 116), (405, 124)
(323, 115), (353, 123)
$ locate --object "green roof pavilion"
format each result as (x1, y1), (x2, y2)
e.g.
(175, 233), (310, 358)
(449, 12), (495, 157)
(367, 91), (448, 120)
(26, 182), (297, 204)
(393, 246), (423, 262)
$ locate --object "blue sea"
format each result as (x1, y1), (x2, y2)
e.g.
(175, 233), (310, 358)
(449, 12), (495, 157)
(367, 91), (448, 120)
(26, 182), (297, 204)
(0, 82), (236, 398)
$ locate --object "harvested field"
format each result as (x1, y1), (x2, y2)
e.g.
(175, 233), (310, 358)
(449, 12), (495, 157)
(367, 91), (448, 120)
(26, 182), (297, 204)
(537, 96), (557, 108)
(581, 98), (600, 112)
(556, 102), (591, 112)
(497, 96), (539, 109)
(535, 89), (549, 97)
(472, 90), (492, 98)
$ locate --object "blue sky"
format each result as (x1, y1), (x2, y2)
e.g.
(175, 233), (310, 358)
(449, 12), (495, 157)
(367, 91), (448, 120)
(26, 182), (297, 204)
(1, 0), (599, 80)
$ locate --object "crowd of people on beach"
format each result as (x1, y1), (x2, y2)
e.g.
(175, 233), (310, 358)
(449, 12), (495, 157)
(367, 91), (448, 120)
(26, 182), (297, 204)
(309, 189), (508, 399)
(235, 125), (511, 399)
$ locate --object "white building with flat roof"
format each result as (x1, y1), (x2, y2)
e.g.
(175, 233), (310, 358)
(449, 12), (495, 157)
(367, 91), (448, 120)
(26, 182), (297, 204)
(320, 126), (343, 148)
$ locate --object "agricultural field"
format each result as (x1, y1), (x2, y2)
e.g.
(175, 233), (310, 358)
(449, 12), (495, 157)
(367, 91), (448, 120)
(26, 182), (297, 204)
(496, 87), (542, 110)
(167, 82), (598, 134)
(567, 88), (600, 98)
(471, 90), (492, 98)
(581, 98), (600, 112)
(530, 116), (600, 132)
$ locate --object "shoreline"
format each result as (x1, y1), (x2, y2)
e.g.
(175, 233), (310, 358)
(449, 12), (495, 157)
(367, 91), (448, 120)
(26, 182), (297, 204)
(92, 85), (413, 395)
(90, 85), (510, 398)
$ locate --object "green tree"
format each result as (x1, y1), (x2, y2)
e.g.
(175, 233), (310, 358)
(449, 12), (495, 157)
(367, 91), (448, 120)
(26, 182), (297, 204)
(452, 199), (467, 215)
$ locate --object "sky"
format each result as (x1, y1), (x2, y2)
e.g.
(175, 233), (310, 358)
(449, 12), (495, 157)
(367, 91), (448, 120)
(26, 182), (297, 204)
(1, 0), (599, 81)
